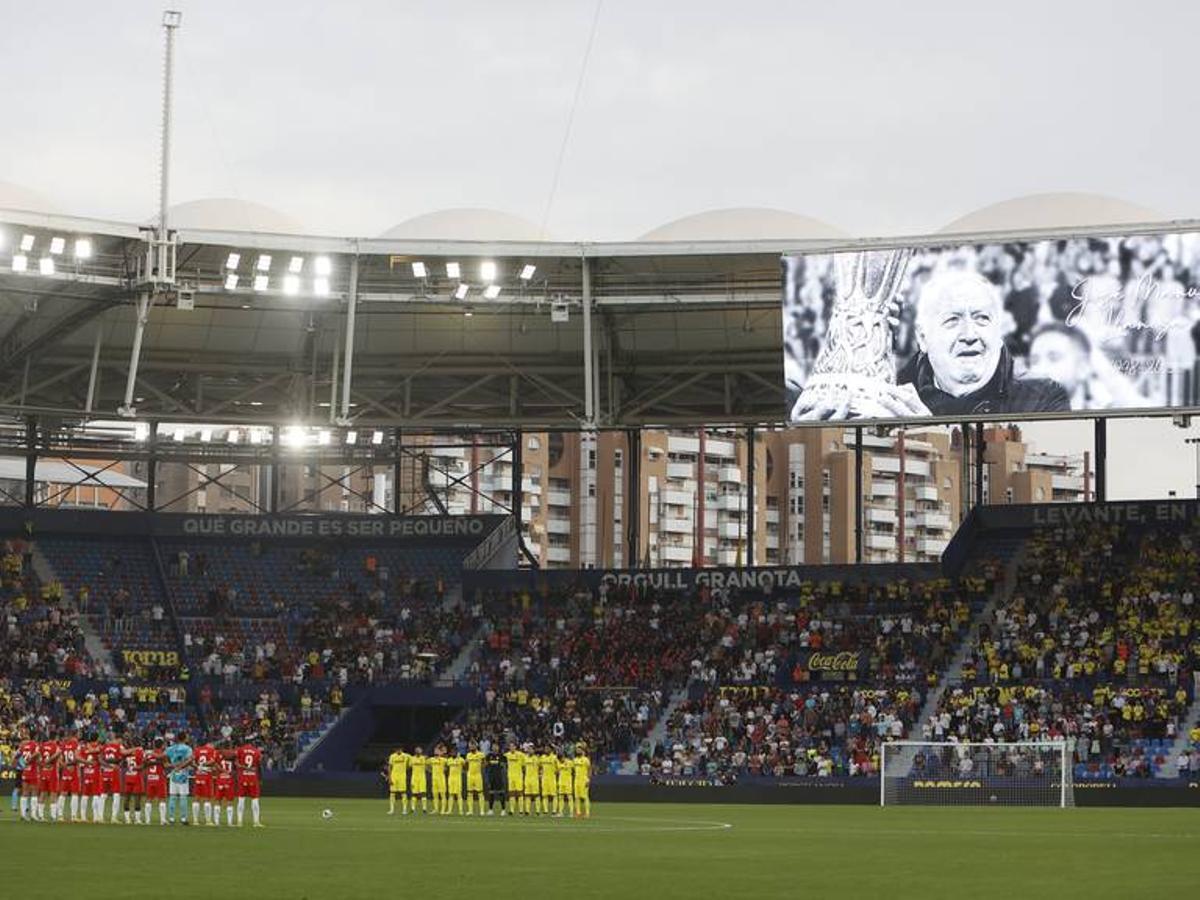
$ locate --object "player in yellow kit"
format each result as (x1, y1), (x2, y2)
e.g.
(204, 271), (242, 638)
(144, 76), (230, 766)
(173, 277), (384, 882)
(522, 743), (540, 815)
(465, 742), (486, 816)
(429, 746), (448, 814)
(408, 749), (429, 813)
(538, 746), (557, 815)
(572, 742), (591, 818)
(504, 741), (524, 816)
(384, 745), (410, 815)
(556, 751), (574, 817)
(445, 751), (465, 815)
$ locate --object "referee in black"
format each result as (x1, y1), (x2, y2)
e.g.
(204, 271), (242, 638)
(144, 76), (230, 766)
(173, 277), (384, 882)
(485, 741), (506, 815)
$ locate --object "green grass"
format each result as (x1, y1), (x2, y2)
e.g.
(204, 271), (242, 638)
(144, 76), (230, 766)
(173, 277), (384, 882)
(3, 799), (1198, 898)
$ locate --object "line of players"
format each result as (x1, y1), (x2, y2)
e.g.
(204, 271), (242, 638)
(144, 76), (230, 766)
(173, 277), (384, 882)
(385, 740), (592, 818)
(10, 728), (265, 827)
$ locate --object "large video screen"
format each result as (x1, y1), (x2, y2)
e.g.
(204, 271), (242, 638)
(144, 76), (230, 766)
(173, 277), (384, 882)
(783, 230), (1200, 422)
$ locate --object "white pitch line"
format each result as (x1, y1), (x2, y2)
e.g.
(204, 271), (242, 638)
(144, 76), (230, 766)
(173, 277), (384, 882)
(746, 826), (1200, 840)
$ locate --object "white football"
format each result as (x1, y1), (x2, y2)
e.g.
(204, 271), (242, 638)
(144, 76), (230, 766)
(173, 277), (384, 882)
(321, 808), (334, 819)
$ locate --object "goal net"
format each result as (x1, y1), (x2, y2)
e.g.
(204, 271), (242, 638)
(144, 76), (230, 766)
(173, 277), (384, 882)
(880, 740), (1073, 808)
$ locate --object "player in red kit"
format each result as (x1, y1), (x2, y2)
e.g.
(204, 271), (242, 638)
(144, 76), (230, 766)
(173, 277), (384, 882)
(38, 734), (61, 823)
(192, 740), (220, 826)
(143, 739), (168, 825)
(234, 741), (264, 827)
(18, 733), (39, 821)
(214, 750), (237, 827)
(99, 735), (124, 824)
(121, 744), (146, 824)
(58, 730), (82, 823)
(80, 735), (103, 823)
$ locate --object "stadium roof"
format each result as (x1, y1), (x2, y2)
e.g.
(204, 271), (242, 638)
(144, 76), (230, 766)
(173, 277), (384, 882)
(939, 192), (1165, 235)
(0, 197), (1195, 442)
(638, 208), (848, 241)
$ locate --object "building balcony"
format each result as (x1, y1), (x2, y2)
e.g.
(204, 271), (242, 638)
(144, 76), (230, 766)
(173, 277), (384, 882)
(663, 489), (694, 506)
(718, 494), (746, 511)
(871, 481), (896, 498)
(707, 439), (736, 459)
(866, 507), (897, 525)
(765, 509), (780, 524)
(914, 484), (939, 502)
(661, 517), (691, 534)
(867, 533), (895, 551)
(667, 462), (695, 479)
(546, 490), (571, 507)
(546, 546), (572, 564)
(718, 466), (742, 484)
(913, 511), (952, 531)
(660, 544), (693, 563)
(545, 518), (572, 535)
(916, 537), (949, 555)
(667, 436), (700, 455)
(718, 521), (744, 539)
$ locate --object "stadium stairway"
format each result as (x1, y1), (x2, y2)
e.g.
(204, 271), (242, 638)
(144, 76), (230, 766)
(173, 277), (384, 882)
(899, 539), (1026, 771)
(1161, 690), (1200, 777)
(31, 543), (117, 675)
(437, 623), (484, 685)
(291, 709), (349, 771)
(618, 687), (689, 775)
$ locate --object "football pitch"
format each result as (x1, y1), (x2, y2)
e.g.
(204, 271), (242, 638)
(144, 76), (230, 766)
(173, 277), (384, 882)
(3, 799), (1198, 898)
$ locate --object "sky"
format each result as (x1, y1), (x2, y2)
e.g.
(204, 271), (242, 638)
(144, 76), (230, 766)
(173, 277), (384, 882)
(2, 0), (1200, 496)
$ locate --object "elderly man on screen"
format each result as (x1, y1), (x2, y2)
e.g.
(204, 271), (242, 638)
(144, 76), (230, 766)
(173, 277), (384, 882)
(893, 271), (1070, 417)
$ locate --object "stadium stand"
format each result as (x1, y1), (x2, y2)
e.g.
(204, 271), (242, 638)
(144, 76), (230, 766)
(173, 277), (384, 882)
(6, 505), (1200, 789)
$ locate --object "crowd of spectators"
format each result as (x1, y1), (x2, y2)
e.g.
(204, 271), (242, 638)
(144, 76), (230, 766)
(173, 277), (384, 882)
(966, 523), (1199, 688)
(1, 542), (96, 680)
(645, 685), (923, 780)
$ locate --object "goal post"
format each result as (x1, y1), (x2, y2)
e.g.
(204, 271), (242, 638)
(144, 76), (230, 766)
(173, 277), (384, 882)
(880, 740), (1073, 808)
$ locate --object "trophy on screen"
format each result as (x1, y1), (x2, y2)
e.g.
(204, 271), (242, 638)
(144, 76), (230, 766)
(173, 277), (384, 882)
(790, 248), (912, 418)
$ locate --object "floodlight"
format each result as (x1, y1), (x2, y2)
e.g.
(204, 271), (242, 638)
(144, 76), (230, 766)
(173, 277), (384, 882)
(172, 427), (187, 442)
(283, 275), (300, 296)
(318, 430), (331, 446)
(20, 234), (34, 252)
(520, 264), (536, 280)
(49, 237), (65, 255)
(225, 252), (240, 269)
(371, 430), (384, 445)
(256, 254), (272, 272)
(224, 273), (239, 290)
(314, 256), (332, 276)
(289, 256), (304, 274)
(134, 423), (149, 442)
(39, 257), (55, 275)
(74, 238), (92, 259)
(11, 255), (27, 273)
(463, 306), (474, 317)
(254, 274), (268, 292)
(454, 283), (469, 300)
(345, 430), (358, 445)
(480, 260), (497, 282)
(200, 428), (213, 443)
(314, 277), (330, 296)
(284, 426), (305, 448)
(226, 429), (240, 444)
(484, 284), (501, 300)
(249, 429), (263, 444)
(412, 261), (427, 278)
(446, 262), (461, 279)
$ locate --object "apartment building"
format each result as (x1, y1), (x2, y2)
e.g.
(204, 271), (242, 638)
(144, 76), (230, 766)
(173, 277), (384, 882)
(112, 424), (1090, 569)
